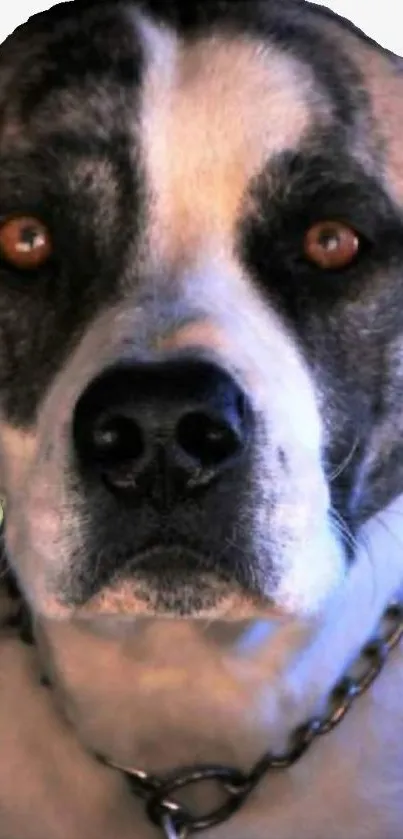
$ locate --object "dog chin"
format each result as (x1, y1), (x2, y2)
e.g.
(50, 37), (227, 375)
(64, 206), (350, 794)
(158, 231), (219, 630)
(64, 546), (277, 619)
(74, 578), (277, 620)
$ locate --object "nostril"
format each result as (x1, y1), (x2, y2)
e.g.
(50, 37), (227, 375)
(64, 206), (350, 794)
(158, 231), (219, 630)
(176, 411), (242, 468)
(85, 414), (144, 467)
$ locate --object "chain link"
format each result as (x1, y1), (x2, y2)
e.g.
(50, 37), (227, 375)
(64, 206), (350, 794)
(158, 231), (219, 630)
(100, 601), (403, 839)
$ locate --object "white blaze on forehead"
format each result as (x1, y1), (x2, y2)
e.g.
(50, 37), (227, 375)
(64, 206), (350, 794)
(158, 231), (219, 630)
(135, 12), (314, 264)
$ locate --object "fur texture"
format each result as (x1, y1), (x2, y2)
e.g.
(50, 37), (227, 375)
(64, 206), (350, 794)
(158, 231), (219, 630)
(0, 1), (403, 836)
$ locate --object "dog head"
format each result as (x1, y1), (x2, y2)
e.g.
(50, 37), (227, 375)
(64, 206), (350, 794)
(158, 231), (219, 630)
(0, 0), (402, 621)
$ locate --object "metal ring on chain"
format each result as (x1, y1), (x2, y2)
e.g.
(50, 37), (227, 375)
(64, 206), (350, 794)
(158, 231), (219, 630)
(161, 812), (189, 839)
(99, 600), (403, 838)
(146, 765), (249, 831)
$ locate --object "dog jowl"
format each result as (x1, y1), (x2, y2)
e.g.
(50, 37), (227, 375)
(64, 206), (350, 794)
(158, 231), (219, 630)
(0, 0), (402, 620)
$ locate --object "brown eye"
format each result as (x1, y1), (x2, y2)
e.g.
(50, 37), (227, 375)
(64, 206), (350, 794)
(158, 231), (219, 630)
(0, 216), (52, 270)
(304, 221), (360, 270)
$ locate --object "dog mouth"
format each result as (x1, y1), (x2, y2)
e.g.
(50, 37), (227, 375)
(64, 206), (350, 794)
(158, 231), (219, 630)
(71, 543), (268, 619)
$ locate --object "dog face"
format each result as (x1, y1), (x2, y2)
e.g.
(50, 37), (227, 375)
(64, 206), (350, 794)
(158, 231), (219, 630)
(0, 0), (402, 620)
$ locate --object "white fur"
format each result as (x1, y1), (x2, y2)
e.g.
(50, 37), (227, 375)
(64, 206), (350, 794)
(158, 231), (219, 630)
(217, 493), (403, 839)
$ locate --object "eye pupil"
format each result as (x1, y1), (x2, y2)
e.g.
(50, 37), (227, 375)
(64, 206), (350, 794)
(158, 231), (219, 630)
(19, 225), (43, 251)
(318, 229), (339, 250)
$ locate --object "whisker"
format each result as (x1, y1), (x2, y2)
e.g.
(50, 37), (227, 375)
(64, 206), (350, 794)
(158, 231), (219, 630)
(327, 435), (360, 483)
(330, 507), (392, 610)
(330, 506), (358, 553)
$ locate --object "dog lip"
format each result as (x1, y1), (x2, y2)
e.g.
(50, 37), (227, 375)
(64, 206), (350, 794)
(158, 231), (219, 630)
(124, 543), (211, 572)
(78, 543), (237, 618)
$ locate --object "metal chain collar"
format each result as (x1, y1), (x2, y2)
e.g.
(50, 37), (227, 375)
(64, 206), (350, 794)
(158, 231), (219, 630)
(100, 601), (403, 839)
(0, 501), (401, 839)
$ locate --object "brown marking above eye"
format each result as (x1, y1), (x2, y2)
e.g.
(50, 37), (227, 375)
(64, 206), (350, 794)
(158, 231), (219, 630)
(0, 216), (52, 270)
(304, 221), (360, 270)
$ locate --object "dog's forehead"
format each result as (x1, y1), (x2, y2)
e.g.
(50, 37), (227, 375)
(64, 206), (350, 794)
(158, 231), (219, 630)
(0, 3), (333, 183)
(0, 2), (374, 175)
(136, 15), (316, 264)
(0, 0), (401, 250)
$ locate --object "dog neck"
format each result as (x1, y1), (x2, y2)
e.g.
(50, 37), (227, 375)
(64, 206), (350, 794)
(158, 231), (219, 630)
(35, 494), (403, 827)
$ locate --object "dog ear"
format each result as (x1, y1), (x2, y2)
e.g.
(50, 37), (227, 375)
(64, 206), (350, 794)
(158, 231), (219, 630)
(356, 48), (403, 205)
(0, 498), (23, 627)
(313, 9), (403, 205)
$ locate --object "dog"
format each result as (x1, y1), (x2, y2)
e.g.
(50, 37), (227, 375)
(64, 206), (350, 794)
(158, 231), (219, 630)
(0, 0), (403, 836)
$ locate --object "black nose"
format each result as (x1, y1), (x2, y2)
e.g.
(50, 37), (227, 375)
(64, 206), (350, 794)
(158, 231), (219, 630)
(72, 356), (252, 507)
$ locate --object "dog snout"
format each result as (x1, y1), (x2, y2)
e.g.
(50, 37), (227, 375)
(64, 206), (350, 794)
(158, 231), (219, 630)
(72, 356), (253, 507)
